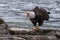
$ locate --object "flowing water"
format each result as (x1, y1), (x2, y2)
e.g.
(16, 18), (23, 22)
(0, 0), (60, 28)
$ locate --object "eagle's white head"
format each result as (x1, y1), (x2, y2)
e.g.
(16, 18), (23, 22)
(25, 11), (35, 19)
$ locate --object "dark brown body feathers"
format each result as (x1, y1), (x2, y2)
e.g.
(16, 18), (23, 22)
(30, 6), (50, 26)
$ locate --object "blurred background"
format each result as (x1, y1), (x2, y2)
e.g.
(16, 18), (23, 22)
(0, 0), (60, 28)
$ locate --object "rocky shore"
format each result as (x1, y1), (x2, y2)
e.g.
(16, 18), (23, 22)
(0, 19), (60, 40)
(8, 27), (60, 40)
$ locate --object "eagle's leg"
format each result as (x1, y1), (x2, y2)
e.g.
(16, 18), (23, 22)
(30, 19), (38, 30)
(32, 22), (39, 31)
(32, 20), (43, 30)
(38, 20), (44, 29)
(33, 23), (39, 30)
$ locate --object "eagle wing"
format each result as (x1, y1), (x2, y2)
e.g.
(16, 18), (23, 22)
(32, 6), (50, 21)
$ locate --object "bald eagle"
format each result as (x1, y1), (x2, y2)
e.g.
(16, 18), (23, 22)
(25, 6), (50, 30)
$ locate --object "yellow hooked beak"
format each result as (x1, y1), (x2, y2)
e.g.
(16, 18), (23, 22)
(24, 11), (30, 16)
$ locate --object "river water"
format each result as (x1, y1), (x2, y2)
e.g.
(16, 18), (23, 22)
(0, 0), (60, 28)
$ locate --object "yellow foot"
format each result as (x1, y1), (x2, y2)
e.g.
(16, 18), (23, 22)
(32, 27), (39, 31)
(35, 27), (39, 29)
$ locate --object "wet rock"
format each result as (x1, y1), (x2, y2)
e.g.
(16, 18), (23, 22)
(9, 27), (34, 35)
(45, 31), (56, 36)
(9, 27), (57, 35)
(55, 31), (60, 39)
(0, 37), (25, 40)
(17, 35), (56, 40)
(0, 35), (25, 40)
(9, 27), (60, 40)
(0, 18), (9, 34)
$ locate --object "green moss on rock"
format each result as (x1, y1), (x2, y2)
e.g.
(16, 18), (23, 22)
(0, 19), (5, 24)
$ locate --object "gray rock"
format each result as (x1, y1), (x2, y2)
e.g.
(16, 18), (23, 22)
(0, 19), (9, 34)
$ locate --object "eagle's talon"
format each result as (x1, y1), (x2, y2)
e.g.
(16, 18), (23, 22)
(32, 27), (39, 31)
